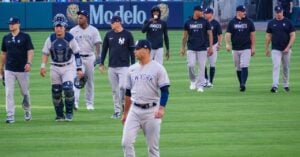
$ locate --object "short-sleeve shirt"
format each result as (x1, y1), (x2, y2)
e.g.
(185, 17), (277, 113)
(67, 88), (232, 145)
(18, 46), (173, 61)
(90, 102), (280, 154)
(69, 25), (102, 55)
(209, 19), (222, 45)
(266, 17), (295, 51)
(1, 32), (34, 72)
(184, 17), (211, 51)
(126, 60), (170, 104)
(226, 17), (255, 50)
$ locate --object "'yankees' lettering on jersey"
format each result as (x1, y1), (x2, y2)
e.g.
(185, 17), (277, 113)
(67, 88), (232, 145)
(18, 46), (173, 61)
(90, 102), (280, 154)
(226, 17), (255, 50)
(184, 17), (211, 51)
(266, 17), (295, 51)
(42, 32), (81, 64)
(126, 61), (170, 104)
(1, 32), (34, 72)
(209, 19), (222, 45)
(70, 25), (102, 55)
(101, 29), (135, 67)
(142, 19), (169, 50)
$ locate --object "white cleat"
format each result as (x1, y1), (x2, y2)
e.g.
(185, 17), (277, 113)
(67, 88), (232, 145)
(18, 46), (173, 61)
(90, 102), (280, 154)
(206, 82), (213, 88)
(197, 87), (204, 92)
(86, 105), (95, 111)
(189, 81), (196, 90)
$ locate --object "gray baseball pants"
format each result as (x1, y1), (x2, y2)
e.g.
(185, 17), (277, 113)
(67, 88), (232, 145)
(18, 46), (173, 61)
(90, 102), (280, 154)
(187, 50), (207, 87)
(271, 49), (291, 88)
(4, 70), (31, 118)
(108, 67), (128, 113)
(151, 48), (164, 65)
(232, 49), (251, 70)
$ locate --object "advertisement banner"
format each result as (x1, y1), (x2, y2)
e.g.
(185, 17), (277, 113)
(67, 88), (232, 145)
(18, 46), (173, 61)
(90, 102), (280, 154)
(52, 2), (183, 29)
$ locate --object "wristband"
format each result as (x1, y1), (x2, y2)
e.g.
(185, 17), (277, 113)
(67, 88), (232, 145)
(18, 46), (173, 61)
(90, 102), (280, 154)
(41, 63), (46, 68)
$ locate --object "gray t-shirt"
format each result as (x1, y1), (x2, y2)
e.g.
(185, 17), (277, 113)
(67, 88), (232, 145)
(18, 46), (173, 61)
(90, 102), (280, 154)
(126, 60), (170, 104)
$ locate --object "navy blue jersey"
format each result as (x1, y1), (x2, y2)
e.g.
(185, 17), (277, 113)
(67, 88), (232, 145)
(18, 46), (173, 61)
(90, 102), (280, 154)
(100, 29), (135, 67)
(1, 32), (34, 72)
(184, 17), (211, 51)
(226, 17), (255, 51)
(266, 17), (295, 51)
(209, 19), (222, 45)
(142, 19), (169, 50)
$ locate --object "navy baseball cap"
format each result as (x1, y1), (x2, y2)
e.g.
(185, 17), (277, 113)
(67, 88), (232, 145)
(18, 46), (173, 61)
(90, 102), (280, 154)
(204, 8), (214, 14)
(54, 21), (67, 27)
(8, 17), (20, 24)
(77, 10), (89, 17)
(194, 5), (204, 12)
(274, 5), (283, 13)
(110, 16), (122, 23)
(236, 5), (246, 12)
(135, 40), (151, 50)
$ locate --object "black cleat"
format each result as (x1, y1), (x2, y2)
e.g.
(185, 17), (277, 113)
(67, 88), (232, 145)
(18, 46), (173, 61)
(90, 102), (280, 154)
(240, 85), (246, 92)
(284, 87), (290, 92)
(270, 87), (278, 93)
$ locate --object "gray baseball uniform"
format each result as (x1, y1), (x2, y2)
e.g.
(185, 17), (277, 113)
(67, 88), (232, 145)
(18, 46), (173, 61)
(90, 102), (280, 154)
(122, 60), (170, 157)
(70, 25), (102, 110)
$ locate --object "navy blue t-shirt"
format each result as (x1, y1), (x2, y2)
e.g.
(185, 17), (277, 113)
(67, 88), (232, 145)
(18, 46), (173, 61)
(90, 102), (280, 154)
(184, 17), (211, 51)
(209, 19), (222, 45)
(142, 19), (169, 50)
(100, 29), (135, 67)
(266, 17), (295, 51)
(226, 17), (255, 50)
(1, 32), (34, 72)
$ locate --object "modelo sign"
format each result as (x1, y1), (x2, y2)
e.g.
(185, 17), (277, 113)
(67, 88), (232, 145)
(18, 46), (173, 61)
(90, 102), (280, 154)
(52, 2), (183, 28)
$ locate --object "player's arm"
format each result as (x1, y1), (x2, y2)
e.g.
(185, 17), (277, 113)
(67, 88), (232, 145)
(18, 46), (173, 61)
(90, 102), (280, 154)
(141, 19), (151, 33)
(0, 51), (6, 76)
(24, 49), (34, 72)
(180, 30), (188, 56)
(94, 42), (102, 66)
(99, 34), (109, 73)
(163, 22), (170, 60)
(207, 29), (213, 56)
(284, 31), (296, 54)
(155, 85), (170, 119)
(128, 32), (136, 65)
(250, 31), (256, 56)
(225, 32), (232, 52)
(40, 54), (48, 77)
(122, 89), (132, 125)
(265, 33), (272, 57)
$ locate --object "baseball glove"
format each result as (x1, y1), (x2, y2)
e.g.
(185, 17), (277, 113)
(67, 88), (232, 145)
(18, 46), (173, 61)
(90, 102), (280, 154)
(74, 75), (88, 89)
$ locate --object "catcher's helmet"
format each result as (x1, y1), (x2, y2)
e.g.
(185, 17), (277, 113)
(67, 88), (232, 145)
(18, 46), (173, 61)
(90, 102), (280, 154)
(53, 13), (68, 27)
(74, 75), (88, 89)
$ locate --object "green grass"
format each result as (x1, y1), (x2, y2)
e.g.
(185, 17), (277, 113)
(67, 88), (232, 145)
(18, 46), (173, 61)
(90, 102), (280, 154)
(0, 30), (299, 157)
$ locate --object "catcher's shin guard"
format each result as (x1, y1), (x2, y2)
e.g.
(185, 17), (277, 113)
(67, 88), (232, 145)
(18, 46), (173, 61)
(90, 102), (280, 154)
(63, 81), (74, 114)
(52, 84), (64, 117)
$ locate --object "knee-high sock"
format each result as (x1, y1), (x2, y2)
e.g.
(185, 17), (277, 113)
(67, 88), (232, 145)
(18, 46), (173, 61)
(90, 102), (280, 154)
(205, 66), (208, 80)
(241, 67), (248, 86)
(209, 67), (215, 84)
(236, 71), (242, 85)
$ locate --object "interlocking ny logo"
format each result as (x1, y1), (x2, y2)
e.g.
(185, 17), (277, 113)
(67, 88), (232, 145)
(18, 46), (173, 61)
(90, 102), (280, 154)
(118, 37), (125, 45)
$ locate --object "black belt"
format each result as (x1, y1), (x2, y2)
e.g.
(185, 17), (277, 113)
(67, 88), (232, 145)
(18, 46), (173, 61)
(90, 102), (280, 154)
(80, 54), (92, 57)
(134, 102), (157, 109)
(51, 62), (71, 67)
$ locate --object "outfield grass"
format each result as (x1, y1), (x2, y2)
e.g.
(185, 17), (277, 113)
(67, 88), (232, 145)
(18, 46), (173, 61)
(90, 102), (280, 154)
(0, 30), (299, 157)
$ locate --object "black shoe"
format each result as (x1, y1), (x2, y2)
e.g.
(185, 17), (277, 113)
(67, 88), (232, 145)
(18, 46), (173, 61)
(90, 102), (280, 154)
(284, 87), (290, 92)
(55, 116), (65, 122)
(270, 87), (278, 93)
(240, 85), (246, 92)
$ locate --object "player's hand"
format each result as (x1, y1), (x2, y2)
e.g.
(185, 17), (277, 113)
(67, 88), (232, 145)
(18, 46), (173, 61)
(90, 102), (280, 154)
(217, 43), (221, 51)
(226, 44), (232, 52)
(207, 47), (213, 56)
(77, 70), (84, 79)
(165, 50), (170, 61)
(121, 113), (127, 125)
(265, 49), (271, 57)
(0, 68), (4, 76)
(180, 47), (185, 56)
(40, 68), (46, 77)
(154, 106), (165, 119)
(24, 63), (31, 72)
(251, 48), (255, 56)
(283, 48), (290, 54)
(99, 64), (105, 74)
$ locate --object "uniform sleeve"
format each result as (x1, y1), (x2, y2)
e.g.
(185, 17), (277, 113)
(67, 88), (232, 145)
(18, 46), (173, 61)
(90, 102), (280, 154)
(69, 38), (81, 54)
(184, 21), (189, 31)
(206, 20), (212, 31)
(128, 32), (136, 65)
(42, 37), (51, 55)
(25, 34), (34, 51)
(93, 27), (102, 44)
(226, 20), (233, 33)
(100, 33), (109, 65)
(163, 22), (170, 50)
(141, 20), (151, 33)
(158, 65), (170, 88)
(288, 20), (296, 33)
(1, 36), (6, 52)
(266, 22), (272, 33)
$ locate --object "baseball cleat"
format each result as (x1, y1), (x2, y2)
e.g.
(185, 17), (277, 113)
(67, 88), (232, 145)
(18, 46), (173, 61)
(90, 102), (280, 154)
(206, 82), (213, 88)
(111, 112), (121, 119)
(189, 81), (196, 90)
(86, 105), (95, 111)
(74, 103), (79, 111)
(55, 116), (65, 122)
(6, 116), (15, 124)
(284, 87), (290, 92)
(24, 111), (32, 121)
(240, 85), (246, 92)
(197, 87), (204, 92)
(65, 113), (73, 122)
(270, 87), (278, 93)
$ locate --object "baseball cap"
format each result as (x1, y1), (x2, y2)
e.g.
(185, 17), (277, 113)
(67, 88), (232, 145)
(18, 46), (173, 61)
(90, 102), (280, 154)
(77, 10), (89, 17)
(135, 40), (151, 50)
(204, 8), (214, 14)
(274, 5), (283, 13)
(236, 5), (246, 12)
(8, 17), (20, 24)
(194, 5), (204, 12)
(53, 21), (67, 27)
(110, 16), (122, 23)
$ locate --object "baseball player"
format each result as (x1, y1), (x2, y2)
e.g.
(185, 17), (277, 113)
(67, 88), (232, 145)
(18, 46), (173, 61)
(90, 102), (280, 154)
(265, 5), (296, 93)
(121, 39), (170, 157)
(40, 13), (84, 121)
(99, 16), (135, 119)
(0, 17), (34, 123)
(142, 5), (170, 64)
(70, 10), (102, 111)
(180, 5), (213, 92)
(225, 5), (256, 92)
(204, 7), (222, 87)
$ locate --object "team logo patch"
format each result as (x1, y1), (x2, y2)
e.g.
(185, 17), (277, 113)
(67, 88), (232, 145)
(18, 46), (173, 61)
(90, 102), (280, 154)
(118, 37), (125, 45)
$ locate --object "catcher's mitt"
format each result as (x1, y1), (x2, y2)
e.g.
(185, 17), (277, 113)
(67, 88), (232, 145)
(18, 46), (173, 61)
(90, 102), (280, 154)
(74, 75), (87, 89)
